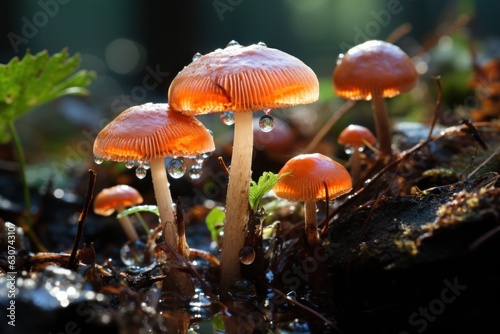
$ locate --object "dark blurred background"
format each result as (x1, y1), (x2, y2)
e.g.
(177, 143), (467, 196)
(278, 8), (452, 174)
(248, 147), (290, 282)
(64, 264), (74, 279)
(0, 0), (498, 191)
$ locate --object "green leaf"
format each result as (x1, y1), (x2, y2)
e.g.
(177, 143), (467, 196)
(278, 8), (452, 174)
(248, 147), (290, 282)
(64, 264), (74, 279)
(0, 49), (95, 143)
(248, 171), (290, 211)
(117, 205), (159, 218)
(205, 206), (225, 244)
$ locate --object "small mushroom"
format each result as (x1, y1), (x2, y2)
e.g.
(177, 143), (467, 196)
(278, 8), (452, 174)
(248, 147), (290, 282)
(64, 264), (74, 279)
(168, 42), (319, 295)
(94, 185), (143, 242)
(337, 124), (376, 183)
(333, 40), (418, 157)
(93, 103), (214, 259)
(274, 153), (352, 247)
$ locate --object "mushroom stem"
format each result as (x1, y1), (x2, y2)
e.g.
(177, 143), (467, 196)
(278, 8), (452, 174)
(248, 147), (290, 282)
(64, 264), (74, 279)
(150, 158), (194, 297)
(304, 200), (320, 247)
(371, 94), (392, 157)
(220, 110), (254, 298)
(150, 159), (179, 253)
(350, 148), (362, 184)
(116, 205), (140, 242)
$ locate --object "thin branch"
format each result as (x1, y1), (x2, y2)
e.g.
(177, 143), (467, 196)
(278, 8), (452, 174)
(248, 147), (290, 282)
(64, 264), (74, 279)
(67, 169), (96, 269)
(428, 76), (442, 140)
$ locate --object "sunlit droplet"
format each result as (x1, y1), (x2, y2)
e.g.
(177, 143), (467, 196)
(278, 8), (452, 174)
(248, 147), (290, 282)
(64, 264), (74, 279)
(168, 158), (186, 179)
(136, 166), (147, 179)
(220, 111), (235, 125)
(142, 162), (151, 170)
(125, 160), (135, 169)
(120, 240), (146, 266)
(202, 152), (211, 159)
(259, 115), (275, 132)
(344, 145), (354, 155)
(94, 156), (103, 165)
(257, 41), (267, 47)
(239, 246), (256, 265)
(189, 165), (202, 180)
(192, 52), (202, 61)
(195, 154), (205, 164)
(227, 40), (240, 47)
(336, 53), (344, 66)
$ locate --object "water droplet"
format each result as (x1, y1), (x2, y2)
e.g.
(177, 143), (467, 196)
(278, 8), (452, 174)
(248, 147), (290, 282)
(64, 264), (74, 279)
(259, 115), (275, 132)
(195, 154), (205, 164)
(239, 246), (256, 265)
(136, 166), (147, 179)
(202, 152), (211, 159)
(125, 160), (135, 169)
(142, 162), (151, 170)
(344, 145), (354, 155)
(336, 53), (344, 66)
(189, 165), (202, 180)
(208, 129), (214, 137)
(192, 52), (202, 61)
(227, 40), (240, 47)
(257, 41), (267, 47)
(120, 240), (147, 266)
(263, 108), (272, 115)
(228, 280), (256, 301)
(94, 156), (103, 165)
(168, 158), (186, 179)
(220, 111), (235, 125)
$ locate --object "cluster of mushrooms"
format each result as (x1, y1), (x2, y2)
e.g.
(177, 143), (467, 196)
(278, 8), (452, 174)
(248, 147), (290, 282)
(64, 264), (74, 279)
(92, 39), (418, 299)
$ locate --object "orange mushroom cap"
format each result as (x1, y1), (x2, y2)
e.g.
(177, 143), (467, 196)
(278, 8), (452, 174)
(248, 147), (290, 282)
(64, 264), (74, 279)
(338, 124), (376, 148)
(93, 103), (215, 162)
(94, 185), (143, 216)
(274, 153), (352, 202)
(333, 40), (418, 100)
(168, 43), (319, 115)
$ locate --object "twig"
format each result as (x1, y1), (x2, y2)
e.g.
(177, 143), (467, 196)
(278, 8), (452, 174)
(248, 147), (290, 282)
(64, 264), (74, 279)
(385, 23), (413, 44)
(218, 156), (230, 176)
(468, 145), (500, 178)
(303, 100), (355, 153)
(67, 169), (96, 269)
(428, 76), (442, 140)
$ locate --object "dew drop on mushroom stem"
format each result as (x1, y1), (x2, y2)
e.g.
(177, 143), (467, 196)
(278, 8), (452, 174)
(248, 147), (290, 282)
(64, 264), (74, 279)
(94, 156), (103, 165)
(259, 114), (275, 132)
(220, 111), (235, 125)
(239, 246), (256, 265)
(125, 160), (135, 169)
(136, 166), (147, 179)
(227, 40), (240, 47)
(192, 52), (202, 61)
(168, 158), (186, 179)
(189, 165), (203, 180)
(142, 162), (151, 170)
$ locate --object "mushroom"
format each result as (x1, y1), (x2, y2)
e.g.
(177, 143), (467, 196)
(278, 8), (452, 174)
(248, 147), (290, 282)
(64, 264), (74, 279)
(168, 41), (319, 295)
(337, 124), (376, 183)
(274, 153), (352, 247)
(93, 103), (214, 260)
(333, 40), (418, 157)
(93, 185), (143, 242)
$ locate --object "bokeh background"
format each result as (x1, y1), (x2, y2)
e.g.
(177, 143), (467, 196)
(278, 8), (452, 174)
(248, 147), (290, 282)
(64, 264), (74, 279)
(0, 0), (498, 202)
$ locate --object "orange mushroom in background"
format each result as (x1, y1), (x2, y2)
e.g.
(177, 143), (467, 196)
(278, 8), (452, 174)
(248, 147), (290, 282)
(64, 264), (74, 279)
(274, 153), (352, 247)
(333, 40), (418, 157)
(93, 184), (143, 242)
(168, 41), (319, 297)
(337, 124), (376, 184)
